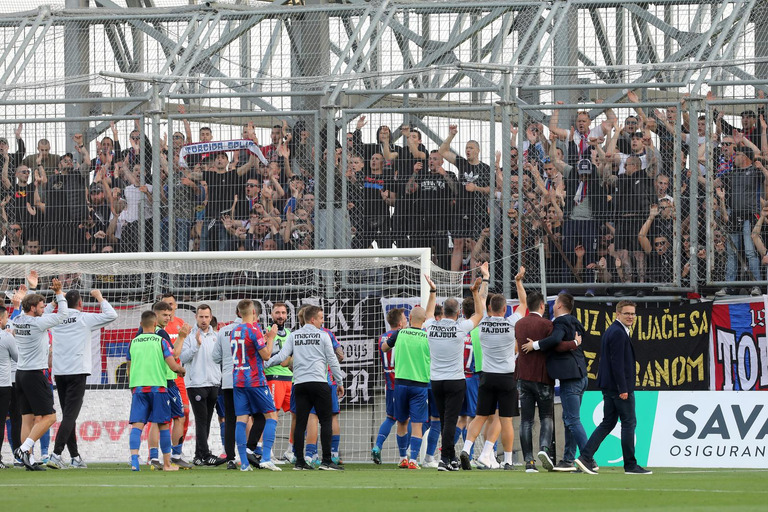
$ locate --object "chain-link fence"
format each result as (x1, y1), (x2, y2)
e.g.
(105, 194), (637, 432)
(2, 0), (768, 298)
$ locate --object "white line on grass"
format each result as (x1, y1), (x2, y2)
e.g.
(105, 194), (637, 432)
(0, 483), (766, 494)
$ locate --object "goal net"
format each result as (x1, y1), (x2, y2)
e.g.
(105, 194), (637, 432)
(1, 249), (464, 464)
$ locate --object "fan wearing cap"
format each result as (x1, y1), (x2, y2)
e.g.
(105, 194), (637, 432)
(708, 90), (764, 145)
(721, 145), (763, 293)
(557, 154), (608, 286)
(86, 182), (114, 253)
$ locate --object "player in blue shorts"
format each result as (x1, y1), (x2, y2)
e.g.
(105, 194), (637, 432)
(127, 311), (186, 471)
(381, 307), (431, 469)
(371, 307), (408, 464)
(231, 299), (280, 471)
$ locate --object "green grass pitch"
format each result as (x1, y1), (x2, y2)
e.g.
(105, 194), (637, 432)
(1, 464), (766, 511)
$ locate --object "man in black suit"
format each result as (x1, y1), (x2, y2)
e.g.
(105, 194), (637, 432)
(521, 293), (586, 472)
(575, 300), (652, 475)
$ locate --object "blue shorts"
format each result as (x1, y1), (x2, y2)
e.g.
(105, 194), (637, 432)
(233, 386), (276, 417)
(167, 383), (184, 419)
(394, 384), (428, 424)
(428, 387), (439, 418)
(289, 385), (296, 413)
(385, 387), (395, 419)
(215, 393), (225, 419)
(129, 391), (171, 425)
(460, 374), (479, 417)
(311, 384), (339, 415)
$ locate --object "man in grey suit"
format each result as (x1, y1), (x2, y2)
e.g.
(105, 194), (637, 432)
(575, 300), (652, 475)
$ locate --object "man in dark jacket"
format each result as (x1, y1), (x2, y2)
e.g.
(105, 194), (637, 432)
(574, 300), (652, 475)
(522, 293), (586, 471)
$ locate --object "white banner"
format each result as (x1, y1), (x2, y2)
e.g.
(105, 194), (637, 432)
(178, 139), (269, 168)
(649, 391), (768, 468)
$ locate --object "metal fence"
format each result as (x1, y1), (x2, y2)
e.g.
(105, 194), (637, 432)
(2, 0), (768, 299)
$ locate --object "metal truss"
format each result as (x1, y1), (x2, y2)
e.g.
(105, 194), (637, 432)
(0, 0), (765, 136)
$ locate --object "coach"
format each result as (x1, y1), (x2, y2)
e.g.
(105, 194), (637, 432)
(181, 304), (222, 466)
(266, 305), (345, 471)
(575, 300), (652, 475)
(46, 289), (117, 470)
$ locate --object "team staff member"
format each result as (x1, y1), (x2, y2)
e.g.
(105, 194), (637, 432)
(127, 311), (186, 471)
(460, 267), (527, 471)
(181, 304), (222, 467)
(46, 289), (118, 470)
(266, 305), (345, 471)
(424, 262), (488, 471)
(381, 306), (431, 469)
(13, 278), (69, 471)
(0, 305), (19, 469)
(576, 301), (652, 475)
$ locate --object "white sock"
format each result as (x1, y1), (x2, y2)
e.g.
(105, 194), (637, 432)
(504, 451), (513, 464)
(246, 448), (254, 455)
(21, 438), (34, 453)
(462, 439), (473, 454)
(480, 441), (494, 459)
(425, 455), (434, 462)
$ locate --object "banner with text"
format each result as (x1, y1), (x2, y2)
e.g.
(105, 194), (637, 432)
(582, 390), (768, 468)
(710, 298), (768, 391)
(573, 301), (711, 391)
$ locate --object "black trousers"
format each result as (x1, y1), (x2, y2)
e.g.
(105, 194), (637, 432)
(53, 374), (87, 457)
(431, 379), (466, 461)
(222, 388), (236, 461)
(188, 386), (219, 459)
(293, 382), (333, 464)
(8, 383), (21, 449)
(0, 386), (12, 454)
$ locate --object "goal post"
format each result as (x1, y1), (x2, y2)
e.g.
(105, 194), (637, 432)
(1, 248), (464, 463)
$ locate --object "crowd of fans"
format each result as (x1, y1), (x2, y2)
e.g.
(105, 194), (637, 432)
(2, 92), (768, 296)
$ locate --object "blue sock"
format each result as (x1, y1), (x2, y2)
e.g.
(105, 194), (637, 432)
(306, 443), (317, 458)
(409, 436), (423, 461)
(236, 421), (249, 468)
(454, 427), (462, 445)
(376, 417), (396, 450)
(159, 429), (171, 455)
(255, 444), (263, 457)
(220, 423), (226, 449)
(130, 454), (140, 471)
(493, 441), (498, 453)
(6, 420), (14, 451)
(331, 435), (340, 456)
(426, 421), (441, 456)
(40, 429), (50, 456)
(149, 447), (159, 461)
(129, 428), (142, 452)
(172, 444), (182, 457)
(396, 434), (408, 458)
(262, 419), (277, 462)
(422, 422), (429, 436)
